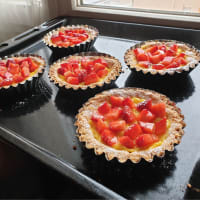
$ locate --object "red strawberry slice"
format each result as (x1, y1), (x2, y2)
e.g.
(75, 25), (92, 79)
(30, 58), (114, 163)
(170, 44), (178, 52)
(166, 49), (176, 56)
(6, 59), (16, 67)
(150, 103), (166, 118)
(136, 99), (152, 111)
(139, 121), (155, 134)
(110, 96), (124, 107)
(21, 66), (30, 78)
(105, 107), (123, 121)
(51, 35), (62, 44)
(13, 74), (24, 83)
(2, 72), (13, 86)
(119, 136), (134, 148)
(91, 112), (104, 122)
(0, 76), (3, 86)
(158, 45), (167, 52)
(133, 48), (145, 56)
(96, 119), (108, 134)
(109, 120), (126, 132)
(0, 66), (7, 77)
(97, 69), (108, 78)
(93, 58), (108, 67)
(149, 53), (164, 64)
(29, 60), (38, 72)
(94, 63), (105, 72)
(122, 97), (135, 109)
(98, 102), (111, 115)
(138, 109), (155, 122)
(8, 63), (20, 75)
(0, 61), (6, 67)
(66, 77), (79, 85)
(124, 124), (142, 140)
(155, 117), (167, 135)
(152, 64), (165, 70)
(136, 134), (158, 148)
(101, 129), (117, 146)
(138, 61), (150, 68)
(122, 106), (136, 123)
(84, 72), (99, 85)
(146, 45), (158, 54)
(161, 56), (174, 66)
(57, 67), (67, 75)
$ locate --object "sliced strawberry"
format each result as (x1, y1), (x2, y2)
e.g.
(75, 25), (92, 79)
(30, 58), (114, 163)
(170, 44), (178, 52)
(146, 45), (158, 54)
(8, 63), (20, 75)
(20, 61), (29, 69)
(136, 99), (152, 111)
(122, 106), (136, 123)
(94, 63), (105, 72)
(0, 66), (7, 77)
(137, 53), (149, 62)
(124, 124), (142, 140)
(158, 45), (167, 52)
(57, 67), (67, 75)
(6, 59), (16, 67)
(109, 120), (126, 132)
(101, 129), (117, 146)
(134, 48), (145, 56)
(105, 107), (123, 121)
(152, 64), (165, 70)
(122, 97), (135, 109)
(166, 49), (176, 56)
(150, 103), (166, 118)
(84, 72), (99, 85)
(149, 54), (164, 64)
(13, 74), (24, 83)
(97, 69), (108, 78)
(177, 52), (185, 58)
(29, 60), (38, 72)
(91, 112), (104, 122)
(51, 35), (62, 44)
(138, 61), (149, 68)
(138, 109), (155, 122)
(174, 57), (187, 66)
(96, 119), (108, 133)
(110, 96), (124, 107)
(166, 61), (180, 69)
(0, 61), (6, 67)
(2, 72), (13, 86)
(136, 134), (158, 148)
(93, 58), (108, 67)
(119, 136), (134, 148)
(76, 69), (87, 82)
(98, 102), (111, 115)
(71, 63), (79, 72)
(155, 117), (167, 136)
(66, 77), (79, 85)
(0, 76), (3, 86)
(21, 66), (30, 78)
(139, 121), (155, 134)
(161, 56), (174, 66)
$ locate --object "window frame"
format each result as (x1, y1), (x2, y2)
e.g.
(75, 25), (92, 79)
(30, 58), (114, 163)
(57, 0), (200, 29)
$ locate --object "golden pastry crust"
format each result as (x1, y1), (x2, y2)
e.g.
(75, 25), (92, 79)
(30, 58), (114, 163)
(75, 87), (185, 163)
(0, 54), (45, 90)
(124, 39), (200, 76)
(49, 52), (122, 90)
(43, 25), (99, 49)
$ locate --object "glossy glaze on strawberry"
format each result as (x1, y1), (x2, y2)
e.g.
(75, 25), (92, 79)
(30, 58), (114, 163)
(133, 43), (188, 70)
(0, 57), (40, 87)
(51, 29), (89, 47)
(91, 96), (169, 151)
(57, 57), (110, 85)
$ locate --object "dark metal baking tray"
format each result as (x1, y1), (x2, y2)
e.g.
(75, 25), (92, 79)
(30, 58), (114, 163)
(0, 16), (200, 199)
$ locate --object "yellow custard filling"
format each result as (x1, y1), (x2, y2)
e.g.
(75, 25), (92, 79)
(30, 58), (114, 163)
(90, 97), (171, 152)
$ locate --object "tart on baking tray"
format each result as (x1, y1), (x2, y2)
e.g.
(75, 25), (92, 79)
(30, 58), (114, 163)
(43, 25), (98, 52)
(0, 55), (45, 89)
(75, 88), (185, 163)
(124, 40), (200, 75)
(49, 52), (122, 90)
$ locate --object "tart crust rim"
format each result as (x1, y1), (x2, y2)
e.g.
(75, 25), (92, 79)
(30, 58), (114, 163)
(48, 51), (122, 90)
(124, 39), (200, 76)
(75, 87), (185, 163)
(0, 54), (45, 90)
(43, 24), (99, 49)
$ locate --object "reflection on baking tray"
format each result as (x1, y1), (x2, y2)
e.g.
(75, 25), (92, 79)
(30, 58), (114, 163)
(0, 79), (52, 118)
(55, 82), (117, 117)
(81, 145), (177, 197)
(125, 73), (194, 103)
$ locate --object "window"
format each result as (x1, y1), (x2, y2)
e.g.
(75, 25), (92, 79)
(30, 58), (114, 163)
(67, 0), (200, 29)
